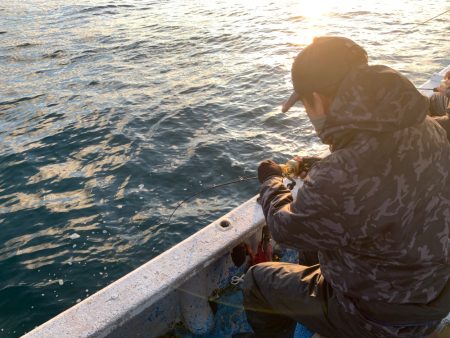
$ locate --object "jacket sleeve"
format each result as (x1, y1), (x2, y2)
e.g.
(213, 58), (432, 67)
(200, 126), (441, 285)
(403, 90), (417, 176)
(259, 163), (350, 251)
(432, 115), (450, 143)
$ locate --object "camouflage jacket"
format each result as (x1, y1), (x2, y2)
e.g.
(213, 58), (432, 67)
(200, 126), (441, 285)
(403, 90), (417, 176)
(260, 65), (450, 317)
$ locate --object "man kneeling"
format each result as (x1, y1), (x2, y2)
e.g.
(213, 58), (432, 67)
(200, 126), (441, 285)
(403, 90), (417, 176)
(243, 36), (450, 338)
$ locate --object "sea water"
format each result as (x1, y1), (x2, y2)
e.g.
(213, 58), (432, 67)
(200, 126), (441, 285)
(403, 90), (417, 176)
(0, 0), (448, 336)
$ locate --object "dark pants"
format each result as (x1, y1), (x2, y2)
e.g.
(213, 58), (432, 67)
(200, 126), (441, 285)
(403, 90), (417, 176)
(243, 262), (345, 338)
(242, 262), (445, 338)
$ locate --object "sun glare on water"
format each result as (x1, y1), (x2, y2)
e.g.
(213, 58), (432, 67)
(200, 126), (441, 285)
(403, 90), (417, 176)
(284, 1), (335, 47)
(295, 0), (331, 18)
(286, 0), (368, 46)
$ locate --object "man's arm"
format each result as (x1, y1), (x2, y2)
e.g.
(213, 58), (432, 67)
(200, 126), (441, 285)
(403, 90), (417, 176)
(258, 161), (350, 251)
(432, 115), (450, 143)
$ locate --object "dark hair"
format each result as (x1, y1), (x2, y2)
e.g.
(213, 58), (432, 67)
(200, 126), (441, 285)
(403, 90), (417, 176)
(445, 70), (450, 80)
(291, 36), (368, 103)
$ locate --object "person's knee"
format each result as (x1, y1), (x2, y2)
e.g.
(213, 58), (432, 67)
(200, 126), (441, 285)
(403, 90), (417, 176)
(242, 263), (274, 304)
(243, 263), (263, 292)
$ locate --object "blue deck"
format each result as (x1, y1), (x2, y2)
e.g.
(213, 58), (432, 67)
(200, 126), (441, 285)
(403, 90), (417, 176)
(172, 286), (314, 338)
(171, 248), (314, 338)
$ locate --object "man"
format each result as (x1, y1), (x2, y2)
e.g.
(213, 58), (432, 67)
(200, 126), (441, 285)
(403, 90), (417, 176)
(430, 70), (450, 142)
(430, 70), (450, 117)
(243, 36), (450, 338)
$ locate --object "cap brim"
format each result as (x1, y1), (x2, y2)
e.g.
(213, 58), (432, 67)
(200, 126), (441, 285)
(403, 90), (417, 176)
(281, 92), (300, 113)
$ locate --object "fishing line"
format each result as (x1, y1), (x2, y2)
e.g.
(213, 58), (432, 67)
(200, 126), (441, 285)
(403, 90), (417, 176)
(166, 9), (448, 226)
(408, 9), (449, 31)
(166, 175), (257, 225)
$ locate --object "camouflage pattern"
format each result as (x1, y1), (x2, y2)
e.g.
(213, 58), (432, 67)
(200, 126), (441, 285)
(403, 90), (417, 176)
(433, 115), (450, 143)
(259, 65), (450, 335)
(429, 91), (450, 116)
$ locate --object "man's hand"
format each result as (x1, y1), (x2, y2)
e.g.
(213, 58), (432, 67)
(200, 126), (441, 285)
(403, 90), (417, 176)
(293, 155), (322, 179)
(257, 160), (283, 183)
(436, 79), (450, 96)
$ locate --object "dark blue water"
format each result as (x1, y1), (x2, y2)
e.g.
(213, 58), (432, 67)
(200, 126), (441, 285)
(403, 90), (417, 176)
(0, 0), (448, 336)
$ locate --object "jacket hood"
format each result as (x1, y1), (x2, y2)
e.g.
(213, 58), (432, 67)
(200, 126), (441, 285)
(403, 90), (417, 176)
(319, 65), (429, 147)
